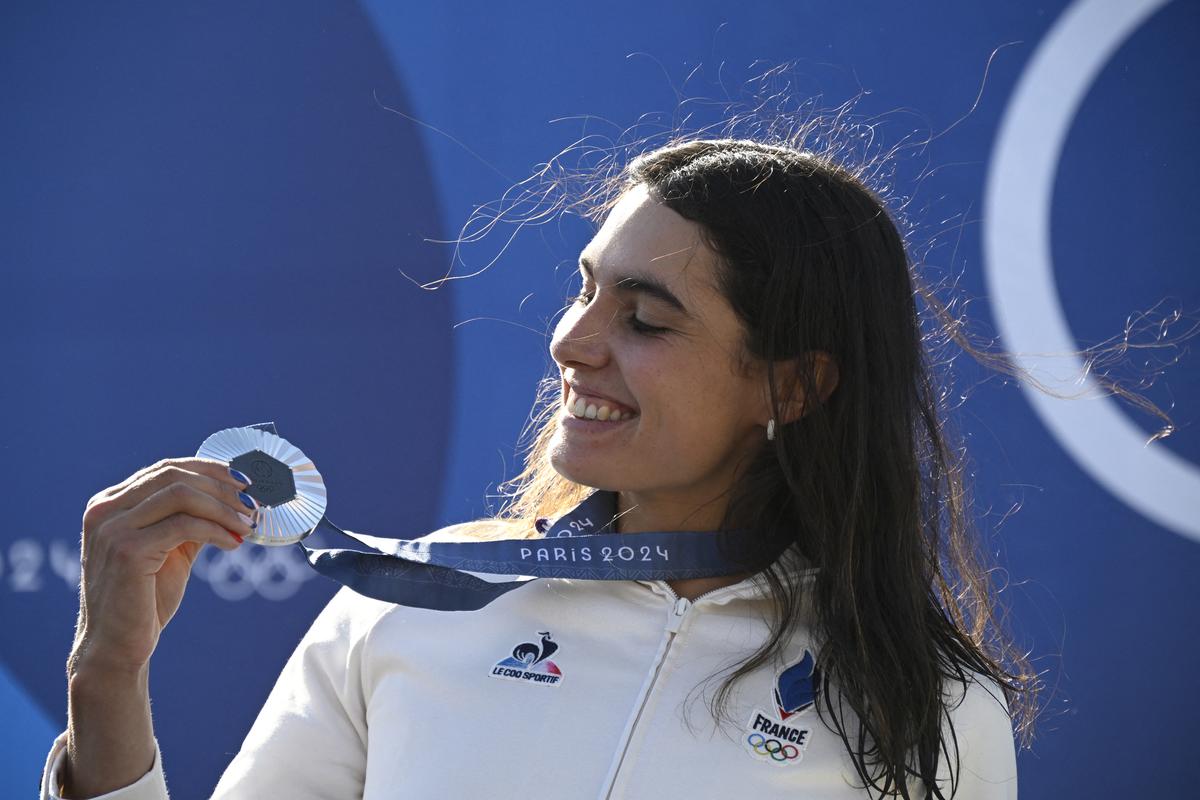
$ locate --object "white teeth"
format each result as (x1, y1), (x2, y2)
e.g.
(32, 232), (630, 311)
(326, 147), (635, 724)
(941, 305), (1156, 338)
(567, 390), (634, 421)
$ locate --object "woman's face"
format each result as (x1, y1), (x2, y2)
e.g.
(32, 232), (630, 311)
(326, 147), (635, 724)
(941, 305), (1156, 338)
(549, 184), (769, 526)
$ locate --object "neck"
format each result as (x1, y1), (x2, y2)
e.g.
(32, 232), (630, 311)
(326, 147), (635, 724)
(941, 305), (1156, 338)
(614, 490), (751, 601)
(613, 489), (729, 534)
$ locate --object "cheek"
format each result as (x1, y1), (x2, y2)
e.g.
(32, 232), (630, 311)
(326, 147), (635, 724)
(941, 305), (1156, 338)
(637, 352), (722, 406)
(647, 368), (755, 440)
(639, 390), (708, 442)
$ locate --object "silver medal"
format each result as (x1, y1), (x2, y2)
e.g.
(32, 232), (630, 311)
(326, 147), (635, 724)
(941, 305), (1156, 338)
(196, 426), (328, 546)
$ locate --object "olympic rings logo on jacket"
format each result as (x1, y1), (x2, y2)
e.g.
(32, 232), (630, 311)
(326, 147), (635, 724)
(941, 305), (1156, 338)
(746, 732), (801, 762)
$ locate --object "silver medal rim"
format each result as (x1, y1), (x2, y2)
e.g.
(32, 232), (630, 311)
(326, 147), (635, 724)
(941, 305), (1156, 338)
(196, 426), (327, 546)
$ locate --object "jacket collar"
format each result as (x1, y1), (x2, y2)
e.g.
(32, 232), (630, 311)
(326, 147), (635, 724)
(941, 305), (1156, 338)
(637, 549), (819, 606)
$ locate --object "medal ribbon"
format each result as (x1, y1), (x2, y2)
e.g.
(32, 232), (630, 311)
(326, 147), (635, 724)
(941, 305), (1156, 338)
(301, 494), (762, 610)
(215, 423), (770, 611)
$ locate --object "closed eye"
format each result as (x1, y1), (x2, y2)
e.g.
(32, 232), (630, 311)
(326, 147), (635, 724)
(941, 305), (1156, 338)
(626, 316), (670, 335)
(567, 288), (670, 336)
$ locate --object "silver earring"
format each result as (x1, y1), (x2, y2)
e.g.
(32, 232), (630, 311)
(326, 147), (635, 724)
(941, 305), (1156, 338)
(766, 419), (776, 441)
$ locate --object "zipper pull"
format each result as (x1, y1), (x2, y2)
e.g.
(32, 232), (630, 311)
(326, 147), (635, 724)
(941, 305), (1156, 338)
(666, 596), (691, 633)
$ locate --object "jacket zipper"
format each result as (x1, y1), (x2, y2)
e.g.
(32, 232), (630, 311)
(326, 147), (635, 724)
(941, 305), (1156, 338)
(598, 584), (725, 800)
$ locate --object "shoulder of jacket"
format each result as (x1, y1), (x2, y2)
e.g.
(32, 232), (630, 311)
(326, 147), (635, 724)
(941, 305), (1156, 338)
(941, 672), (1018, 787)
(903, 672), (1018, 798)
(943, 671), (1012, 725)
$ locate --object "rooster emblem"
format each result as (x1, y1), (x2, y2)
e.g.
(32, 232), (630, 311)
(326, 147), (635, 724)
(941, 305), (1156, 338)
(490, 631), (564, 685)
(512, 631), (558, 666)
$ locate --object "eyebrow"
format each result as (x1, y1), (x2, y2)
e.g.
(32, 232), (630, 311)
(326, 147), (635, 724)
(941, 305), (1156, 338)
(579, 257), (689, 315)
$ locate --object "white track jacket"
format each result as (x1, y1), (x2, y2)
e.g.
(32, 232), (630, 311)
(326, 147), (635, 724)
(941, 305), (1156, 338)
(41, 526), (1018, 799)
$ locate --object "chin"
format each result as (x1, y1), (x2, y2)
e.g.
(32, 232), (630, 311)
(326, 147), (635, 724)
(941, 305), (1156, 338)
(548, 451), (625, 493)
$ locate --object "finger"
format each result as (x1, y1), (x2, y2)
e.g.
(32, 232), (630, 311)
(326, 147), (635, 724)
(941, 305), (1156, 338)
(95, 457), (250, 504)
(84, 463), (254, 541)
(122, 481), (257, 539)
(82, 512), (242, 590)
(130, 512), (246, 564)
(110, 464), (256, 520)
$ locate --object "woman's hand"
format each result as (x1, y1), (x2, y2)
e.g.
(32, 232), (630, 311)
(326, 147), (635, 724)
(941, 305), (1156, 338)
(70, 457), (257, 674)
(61, 458), (257, 798)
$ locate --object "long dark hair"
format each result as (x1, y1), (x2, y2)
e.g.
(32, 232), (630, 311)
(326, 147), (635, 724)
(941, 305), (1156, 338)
(499, 137), (1035, 797)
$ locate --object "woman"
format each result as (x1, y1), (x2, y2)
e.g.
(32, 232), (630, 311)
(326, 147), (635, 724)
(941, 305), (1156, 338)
(45, 138), (1032, 798)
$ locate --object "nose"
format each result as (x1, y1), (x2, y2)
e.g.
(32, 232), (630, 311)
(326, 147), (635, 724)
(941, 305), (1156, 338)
(550, 302), (611, 371)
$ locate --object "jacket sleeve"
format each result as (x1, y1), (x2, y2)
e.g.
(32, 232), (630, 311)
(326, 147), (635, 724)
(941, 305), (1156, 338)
(39, 586), (389, 800)
(210, 586), (394, 798)
(918, 675), (1020, 799)
(40, 734), (170, 800)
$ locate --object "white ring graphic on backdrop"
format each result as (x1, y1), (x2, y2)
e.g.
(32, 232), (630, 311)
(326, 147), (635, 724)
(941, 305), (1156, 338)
(984, 0), (1198, 542)
(192, 546), (315, 601)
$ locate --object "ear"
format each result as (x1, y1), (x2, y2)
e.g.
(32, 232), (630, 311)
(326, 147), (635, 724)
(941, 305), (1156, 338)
(765, 351), (839, 426)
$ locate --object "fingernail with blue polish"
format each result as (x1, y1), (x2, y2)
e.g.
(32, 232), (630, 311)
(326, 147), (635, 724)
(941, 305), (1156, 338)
(229, 468), (251, 485)
(238, 491), (257, 510)
(237, 511), (257, 529)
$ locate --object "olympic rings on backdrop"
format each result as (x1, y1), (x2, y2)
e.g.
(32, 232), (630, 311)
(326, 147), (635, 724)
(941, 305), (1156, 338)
(747, 732), (800, 762)
(191, 544), (315, 601)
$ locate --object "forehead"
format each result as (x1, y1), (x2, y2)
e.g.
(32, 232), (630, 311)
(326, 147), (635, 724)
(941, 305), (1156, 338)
(581, 185), (718, 292)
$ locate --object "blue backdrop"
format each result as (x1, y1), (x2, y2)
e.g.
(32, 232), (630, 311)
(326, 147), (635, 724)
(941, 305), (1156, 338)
(2, 1), (1196, 797)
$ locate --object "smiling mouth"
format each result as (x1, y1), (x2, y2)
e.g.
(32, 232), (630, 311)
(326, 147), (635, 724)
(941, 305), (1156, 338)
(564, 388), (638, 422)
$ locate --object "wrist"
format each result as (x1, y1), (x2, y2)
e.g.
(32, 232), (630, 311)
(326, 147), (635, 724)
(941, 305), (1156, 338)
(68, 648), (150, 695)
(64, 657), (155, 799)
(68, 631), (152, 676)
